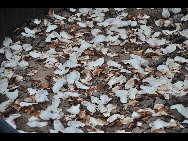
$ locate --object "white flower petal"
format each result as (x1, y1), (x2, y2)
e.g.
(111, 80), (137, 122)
(0, 100), (12, 112)
(63, 127), (84, 133)
(3, 37), (12, 47)
(66, 104), (80, 115)
(53, 78), (66, 93)
(170, 104), (188, 118)
(107, 114), (120, 123)
(22, 44), (32, 51)
(27, 121), (48, 127)
(149, 119), (169, 130)
(67, 71), (80, 84)
(5, 89), (18, 100)
(53, 120), (64, 132)
(93, 35), (107, 44)
(67, 121), (85, 128)
(35, 90), (49, 103)
(0, 78), (9, 93)
(162, 8), (170, 18)
(115, 90), (128, 103)
(75, 81), (89, 89)
(46, 24), (58, 32)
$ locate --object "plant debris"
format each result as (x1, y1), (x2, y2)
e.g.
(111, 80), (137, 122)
(0, 8), (188, 133)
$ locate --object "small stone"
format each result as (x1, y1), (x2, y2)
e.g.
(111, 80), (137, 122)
(14, 68), (27, 76)
(55, 47), (63, 52)
(38, 41), (46, 48)
(182, 124), (188, 128)
(181, 128), (188, 133)
(177, 96), (188, 107)
(173, 14), (184, 23)
(165, 130), (179, 133)
(155, 97), (166, 105)
(59, 57), (66, 64)
(19, 81), (32, 88)
(148, 56), (167, 67)
(132, 127), (144, 133)
(166, 96), (177, 106)
(142, 123), (150, 130)
(171, 109), (184, 122)
(172, 126), (182, 132)
(182, 22), (188, 30)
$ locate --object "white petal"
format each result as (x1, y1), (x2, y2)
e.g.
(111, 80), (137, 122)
(10, 44), (22, 51)
(5, 114), (21, 129)
(162, 8), (170, 18)
(93, 35), (107, 44)
(89, 117), (105, 126)
(115, 90), (128, 103)
(66, 104), (80, 115)
(0, 100), (12, 112)
(35, 90), (49, 103)
(5, 48), (12, 60)
(170, 104), (188, 118)
(77, 22), (87, 28)
(28, 116), (40, 122)
(100, 94), (112, 104)
(24, 27), (35, 34)
(53, 120), (64, 132)
(34, 19), (41, 25)
(63, 127), (84, 133)
(107, 114), (120, 123)
(27, 121), (48, 127)
(149, 119), (169, 130)
(87, 58), (104, 70)
(0, 78), (9, 93)
(82, 101), (96, 113)
(107, 60), (121, 68)
(27, 88), (37, 95)
(5, 89), (18, 100)
(131, 111), (140, 119)
(22, 44), (32, 51)
(91, 29), (102, 36)
(67, 121), (85, 128)
(67, 71), (80, 84)
(3, 37), (12, 47)
(75, 81), (89, 89)
(128, 88), (138, 100)
(79, 40), (92, 51)
(162, 44), (176, 54)
(39, 110), (53, 120)
(18, 60), (29, 68)
(53, 79), (66, 93)
(46, 24), (58, 32)
(19, 102), (36, 107)
(63, 92), (80, 97)
(174, 56), (188, 63)
(171, 8), (181, 14)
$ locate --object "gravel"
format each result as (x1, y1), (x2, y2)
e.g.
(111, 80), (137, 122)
(0, 8), (188, 133)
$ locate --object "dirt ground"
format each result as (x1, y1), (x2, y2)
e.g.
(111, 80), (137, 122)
(0, 8), (188, 133)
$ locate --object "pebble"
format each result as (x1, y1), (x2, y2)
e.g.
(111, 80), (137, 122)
(182, 22), (188, 30)
(171, 109), (184, 122)
(19, 81), (32, 88)
(132, 127), (144, 133)
(181, 128), (188, 133)
(177, 96), (188, 107)
(155, 97), (166, 105)
(142, 123), (150, 130)
(173, 14), (184, 23)
(172, 126), (182, 132)
(38, 41), (46, 48)
(165, 130), (179, 133)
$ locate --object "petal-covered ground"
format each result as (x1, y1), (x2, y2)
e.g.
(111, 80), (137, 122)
(0, 8), (188, 133)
